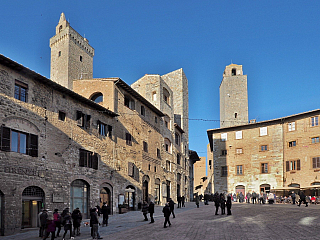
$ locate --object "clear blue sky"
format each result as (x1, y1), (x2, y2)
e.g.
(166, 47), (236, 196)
(1, 1), (320, 158)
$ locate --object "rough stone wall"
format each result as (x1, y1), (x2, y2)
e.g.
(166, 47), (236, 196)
(220, 64), (248, 128)
(212, 123), (283, 194)
(194, 156), (207, 195)
(0, 65), (130, 235)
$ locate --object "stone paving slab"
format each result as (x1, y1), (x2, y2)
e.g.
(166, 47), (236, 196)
(1, 202), (320, 240)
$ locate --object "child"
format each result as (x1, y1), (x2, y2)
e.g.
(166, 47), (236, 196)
(226, 195), (232, 215)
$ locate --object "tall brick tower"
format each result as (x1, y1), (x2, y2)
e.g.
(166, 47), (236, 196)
(50, 13), (94, 90)
(220, 64), (248, 128)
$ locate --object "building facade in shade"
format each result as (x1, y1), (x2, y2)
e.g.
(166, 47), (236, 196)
(207, 64), (320, 196)
(193, 156), (208, 196)
(0, 13), (194, 236)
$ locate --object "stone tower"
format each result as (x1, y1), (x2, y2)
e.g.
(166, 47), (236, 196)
(220, 64), (248, 128)
(50, 13), (94, 90)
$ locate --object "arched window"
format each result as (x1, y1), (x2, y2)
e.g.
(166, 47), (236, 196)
(59, 25), (63, 32)
(231, 68), (236, 76)
(71, 180), (89, 218)
(90, 93), (103, 103)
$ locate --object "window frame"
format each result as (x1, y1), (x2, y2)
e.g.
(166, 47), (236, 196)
(236, 165), (243, 175)
(221, 166), (228, 177)
(124, 96), (135, 110)
(311, 116), (319, 127)
(221, 149), (227, 156)
(143, 141), (148, 152)
(58, 111), (66, 121)
(312, 157), (320, 169)
(126, 133), (132, 146)
(260, 127), (268, 136)
(236, 148), (243, 154)
(261, 163), (268, 174)
(288, 141), (297, 147)
(260, 145), (268, 152)
(311, 137), (319, 144)
(286, 159), (301, 171)
(14, 80), (28, 102)
(288, 122), (296, 131)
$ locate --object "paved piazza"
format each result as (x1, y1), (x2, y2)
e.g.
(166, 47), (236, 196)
(2, 202), (320, 240)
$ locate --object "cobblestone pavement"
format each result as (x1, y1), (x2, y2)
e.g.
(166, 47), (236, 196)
(2, 202), (320, 240)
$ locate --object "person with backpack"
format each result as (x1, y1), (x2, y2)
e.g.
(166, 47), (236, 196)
(62, 210), (74, 240)
(72, 208), (82, 236)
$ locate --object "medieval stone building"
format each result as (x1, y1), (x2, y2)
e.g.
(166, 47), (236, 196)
(207, 64), (320, 197)
(0, 13), (194, 236)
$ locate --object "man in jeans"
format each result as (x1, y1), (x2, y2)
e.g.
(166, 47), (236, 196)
(90, 207), (103, 239)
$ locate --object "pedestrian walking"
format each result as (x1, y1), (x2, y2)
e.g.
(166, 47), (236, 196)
(39, 209), (48, 238)
(90, 207), (103, 239)
(162, 203), (171, 228)
(298, 191), (308, 207)
(142, 201), (149, 221)
(148, 200), (155, 223)
(291, 191), (296, 205)
(61, 210), (74, 240)
(220, 193), (226, 215)
(169, 198), (175, 218)
(195, 195), (200, 208)
(252, 191), (257, 204)
(226, 195), (232, 215)
(43, 211), (56, 240)
(71, 207), (82, 236)
(101, 202), (110, 226)
(177, 196), (182, 208)
(182, 196), (185, 207)
(53, 209), (61, 237)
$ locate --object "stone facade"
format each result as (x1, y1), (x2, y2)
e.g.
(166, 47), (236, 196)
(0, 13), (193, 236)
(220, 64), (248, 128)
(207, 64), (320, 196)
(193, 156), (207, 196)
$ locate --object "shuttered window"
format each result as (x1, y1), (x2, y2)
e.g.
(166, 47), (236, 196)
(79, 149), (97, 169)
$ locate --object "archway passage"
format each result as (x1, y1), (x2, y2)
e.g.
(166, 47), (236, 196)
(235, 185), (245, 196)
(100, 185), (112, 215)
(70, 179), (89, 218)
(22, 186), (45, 228)
(125, 185), (135, 210)
(142, 175), (150, 202)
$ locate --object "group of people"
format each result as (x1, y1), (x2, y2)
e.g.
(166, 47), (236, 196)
(38, 202), (110, 240)
(141, 198), (178, 228)
(38, 207), (82, 240)
(212, 192), (232, 215)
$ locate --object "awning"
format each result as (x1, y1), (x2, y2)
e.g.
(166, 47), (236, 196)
(271, 187), (299, 191)
(301, 185), (320, 189)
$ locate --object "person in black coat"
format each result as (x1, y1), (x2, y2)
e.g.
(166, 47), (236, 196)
(162, 203), (171, 228)
(90, 207), (103, 239)
(62, 211), (73, 240)
(298, 191), (308, 207)
(71, 208), (82, 236)
(220, 193), (226, 215)
(101, 202), (110, 226)
(168, 198), (175, 218)
(226, 195), (232, 215)
(148, 201), (155, 223)
(213, 192), (220, 215)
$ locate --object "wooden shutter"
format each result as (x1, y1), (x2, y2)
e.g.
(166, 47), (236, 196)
(128, 162), (133, 176)
(108, 125), (112, 137)
(297, 159), (301, 170)
(86, 115), (91, 129)
(79, 149), (85, 167)
(92, 153), (98, 170)
(29, 134), (38, 157)
(134, 164), (139, 182)
(286, 161), (290, 172)
(0, 126), (10, 152)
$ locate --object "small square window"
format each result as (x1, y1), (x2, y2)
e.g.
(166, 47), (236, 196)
(14, 80), (28, 102)
(289, 141), (296, 147)
(58, 51), (61, 57)
(288, 122), (295, 131)
(312, 137), (319, 144)
(260, 127), (267, 136)
(260, 145), (268, 151)
(236, 148), (243, 154)
(236, 165), (243, 175)
(58, 111), (66, 121)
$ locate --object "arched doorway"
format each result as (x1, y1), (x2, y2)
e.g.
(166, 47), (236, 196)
(142, 175), (150, 202)
(235, 185), (245, 196)
(260, 184), (271, 193)
(100, 184), (112, 215)
(22, 186), (45, 228)
(125, 185), (135, 210)
(0, 190), (3, 235)
(70, 180), (89, 218)
(154, 178), (160, 205)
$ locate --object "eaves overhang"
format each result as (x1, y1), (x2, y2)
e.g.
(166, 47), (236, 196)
(0, 54), (118, 117)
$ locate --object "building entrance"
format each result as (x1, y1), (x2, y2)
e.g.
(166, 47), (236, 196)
(260, 184), (271, 193)
(100, 185), (112, 214)
(21, 186), (45, 229)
